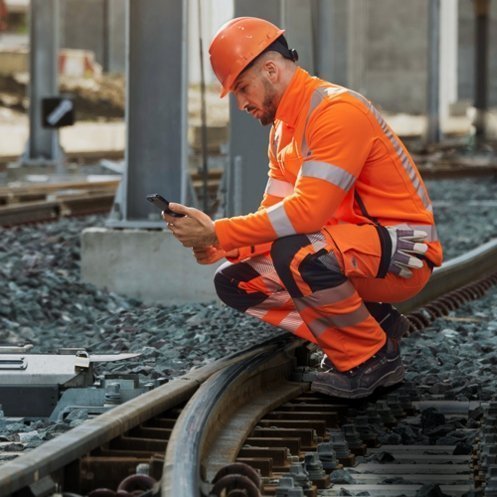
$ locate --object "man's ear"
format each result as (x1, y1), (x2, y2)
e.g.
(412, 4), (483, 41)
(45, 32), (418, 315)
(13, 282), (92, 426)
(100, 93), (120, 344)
(264, 60), (279, 82)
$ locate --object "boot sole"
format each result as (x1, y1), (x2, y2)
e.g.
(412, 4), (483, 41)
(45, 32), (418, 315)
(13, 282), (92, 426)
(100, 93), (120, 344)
(311, 364), (405, 399)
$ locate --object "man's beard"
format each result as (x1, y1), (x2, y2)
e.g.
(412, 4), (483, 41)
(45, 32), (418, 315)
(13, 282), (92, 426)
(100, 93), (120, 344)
(258, 80), (277, 126)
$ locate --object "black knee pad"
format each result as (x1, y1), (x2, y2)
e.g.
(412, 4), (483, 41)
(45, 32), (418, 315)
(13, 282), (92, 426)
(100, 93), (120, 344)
(298, 250), (347, 293)
(214, 263), (267, 312)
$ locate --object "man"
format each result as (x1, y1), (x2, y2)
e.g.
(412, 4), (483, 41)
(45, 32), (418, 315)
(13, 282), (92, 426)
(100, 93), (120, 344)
(163, 17), (443, 399)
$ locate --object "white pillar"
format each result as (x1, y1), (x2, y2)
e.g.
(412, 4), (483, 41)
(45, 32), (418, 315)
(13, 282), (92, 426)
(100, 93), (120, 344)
(440, 0), (458, 123)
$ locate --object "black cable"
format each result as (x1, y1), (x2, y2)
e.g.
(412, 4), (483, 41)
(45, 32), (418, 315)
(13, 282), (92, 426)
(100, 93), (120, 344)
(197, 0), (209, 214)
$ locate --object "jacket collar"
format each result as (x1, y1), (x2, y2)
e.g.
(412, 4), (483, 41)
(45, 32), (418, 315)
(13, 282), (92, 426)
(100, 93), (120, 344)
(274, 67), (312, 129)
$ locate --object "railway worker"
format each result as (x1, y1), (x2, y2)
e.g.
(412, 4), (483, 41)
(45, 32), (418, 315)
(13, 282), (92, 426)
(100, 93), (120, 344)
(163, 17), (443, 399)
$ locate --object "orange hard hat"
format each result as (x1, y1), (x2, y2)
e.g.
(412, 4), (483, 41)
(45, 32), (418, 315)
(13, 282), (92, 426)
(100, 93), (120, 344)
(209, 17), (285, 98)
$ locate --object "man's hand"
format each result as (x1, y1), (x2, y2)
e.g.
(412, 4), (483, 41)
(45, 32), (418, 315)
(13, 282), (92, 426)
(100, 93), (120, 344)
(193, 246), (224, 264)
(162, 203), (218, 248)
(387, 227), (428, 278)
(193, 246), (239, 265)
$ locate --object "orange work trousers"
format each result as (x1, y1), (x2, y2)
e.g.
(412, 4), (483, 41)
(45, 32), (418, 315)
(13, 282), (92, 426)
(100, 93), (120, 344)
(214, 223), (433, 371)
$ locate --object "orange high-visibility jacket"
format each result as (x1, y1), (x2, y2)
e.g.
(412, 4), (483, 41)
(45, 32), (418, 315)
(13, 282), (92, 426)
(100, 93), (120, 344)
(214, 67), (443, 266)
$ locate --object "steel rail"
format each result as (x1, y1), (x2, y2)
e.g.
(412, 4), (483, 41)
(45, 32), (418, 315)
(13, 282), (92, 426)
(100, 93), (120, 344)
(0, 192), (115, 226)
(398, 237), (497, 313)
(0, 341), (283, 496)
(161, 336), (305, 497)
(0, 199), (61, 225)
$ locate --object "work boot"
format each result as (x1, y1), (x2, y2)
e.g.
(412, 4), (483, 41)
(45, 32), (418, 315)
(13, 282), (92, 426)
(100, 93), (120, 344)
(317, 304), (408, 371)
(311, 337), (404, 399)
(365, 302), (410, 343)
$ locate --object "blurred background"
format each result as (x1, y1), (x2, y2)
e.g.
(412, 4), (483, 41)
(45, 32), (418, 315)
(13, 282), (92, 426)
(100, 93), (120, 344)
(1, 1), (496, 157)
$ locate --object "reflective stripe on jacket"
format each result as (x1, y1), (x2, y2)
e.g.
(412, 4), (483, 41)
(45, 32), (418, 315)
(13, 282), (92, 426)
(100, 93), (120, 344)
(214, 67), (443, 266)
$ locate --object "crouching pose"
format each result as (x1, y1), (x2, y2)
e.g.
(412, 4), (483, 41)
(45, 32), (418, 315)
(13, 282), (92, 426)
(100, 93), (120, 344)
(164, 17), (442, 399)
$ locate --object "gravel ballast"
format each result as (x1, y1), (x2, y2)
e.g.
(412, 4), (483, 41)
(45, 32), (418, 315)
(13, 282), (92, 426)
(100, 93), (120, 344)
(0, 175), (496, 463)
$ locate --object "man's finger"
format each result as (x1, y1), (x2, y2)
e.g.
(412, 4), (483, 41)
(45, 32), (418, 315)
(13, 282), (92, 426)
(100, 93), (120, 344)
(400, 255), (424, 269)
(412, 242), (428, 254)
(168, 203), (199, 218)
(398, 229), (428, 242)
(397, 239), (428, 255)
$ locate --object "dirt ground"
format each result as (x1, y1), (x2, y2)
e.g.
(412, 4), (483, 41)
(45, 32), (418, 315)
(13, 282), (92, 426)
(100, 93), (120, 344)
(0, 73), (125, 120)
(0, 72), (228, 124)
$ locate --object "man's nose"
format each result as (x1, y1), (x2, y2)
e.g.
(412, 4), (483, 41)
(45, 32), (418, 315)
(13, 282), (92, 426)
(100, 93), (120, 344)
(235, 93), (247, 112)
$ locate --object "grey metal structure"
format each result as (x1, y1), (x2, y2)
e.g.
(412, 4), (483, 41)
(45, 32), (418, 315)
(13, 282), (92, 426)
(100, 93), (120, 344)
(473, 0), (490, 143)
(347, 0), (367, 94)
(106, 0), (126, 74)
(23, 0), (62, 166)
(107, 0), (188, 228)
(226, 0), (283, 216)
(426, 0), (441, 144)
(227, 0), (317, 216)
(0, 347), (140, 417)
(311, 0), (335, 81)
(283, 0), (314, 74)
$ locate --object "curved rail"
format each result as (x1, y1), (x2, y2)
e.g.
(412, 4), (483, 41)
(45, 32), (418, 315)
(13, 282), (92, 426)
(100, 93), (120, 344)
(399, 238), (497, 313)
(162, 336), (305, 497)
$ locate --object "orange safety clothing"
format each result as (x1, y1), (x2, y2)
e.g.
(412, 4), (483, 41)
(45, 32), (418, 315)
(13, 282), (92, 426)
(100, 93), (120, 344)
(212, 64), (442, 372)
(215, 225), (433, 371)
(209, 17), (285, 98)
(214, 67), (443, 267)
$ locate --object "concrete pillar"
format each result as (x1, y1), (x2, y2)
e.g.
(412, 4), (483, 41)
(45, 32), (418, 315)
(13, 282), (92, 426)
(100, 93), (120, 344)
(23, 0), (62, 165)
(107, 0), (188, 228)
(82, 0), (208, 305)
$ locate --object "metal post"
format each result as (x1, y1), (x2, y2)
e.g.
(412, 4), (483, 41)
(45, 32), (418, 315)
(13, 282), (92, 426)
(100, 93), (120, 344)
(283, 0), (314, 74)
(473, 0), (490, 145)
(311, 0), (334, 81)
(426, 0), (441, 145)
(108, 0), (188, 228)
(106, 0), (126, 74)
(227, 0), (282, 216)
(347, 0), (367, 92)
(24, 0), (61, 165)
(102, 0), (110, 73)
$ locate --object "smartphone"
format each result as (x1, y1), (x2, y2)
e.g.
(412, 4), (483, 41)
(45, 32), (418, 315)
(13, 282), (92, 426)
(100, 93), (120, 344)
(146, 193), (185, 217)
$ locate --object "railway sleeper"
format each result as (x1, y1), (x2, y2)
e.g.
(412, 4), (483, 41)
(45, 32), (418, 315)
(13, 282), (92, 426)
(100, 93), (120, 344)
(232, 394), (483, 497)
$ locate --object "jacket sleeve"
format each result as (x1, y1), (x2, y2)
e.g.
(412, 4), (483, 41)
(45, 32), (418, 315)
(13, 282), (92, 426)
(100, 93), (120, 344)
(223, 127), (286, 262)
(215, 101), (375, 252)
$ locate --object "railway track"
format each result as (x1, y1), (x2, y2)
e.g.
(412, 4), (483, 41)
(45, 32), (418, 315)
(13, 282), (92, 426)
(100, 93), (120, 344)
(1, 146), (496, 226)
(0, 179), (119, 226)
(0, 169), (224, 226)
(0, 239), (496, 496)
